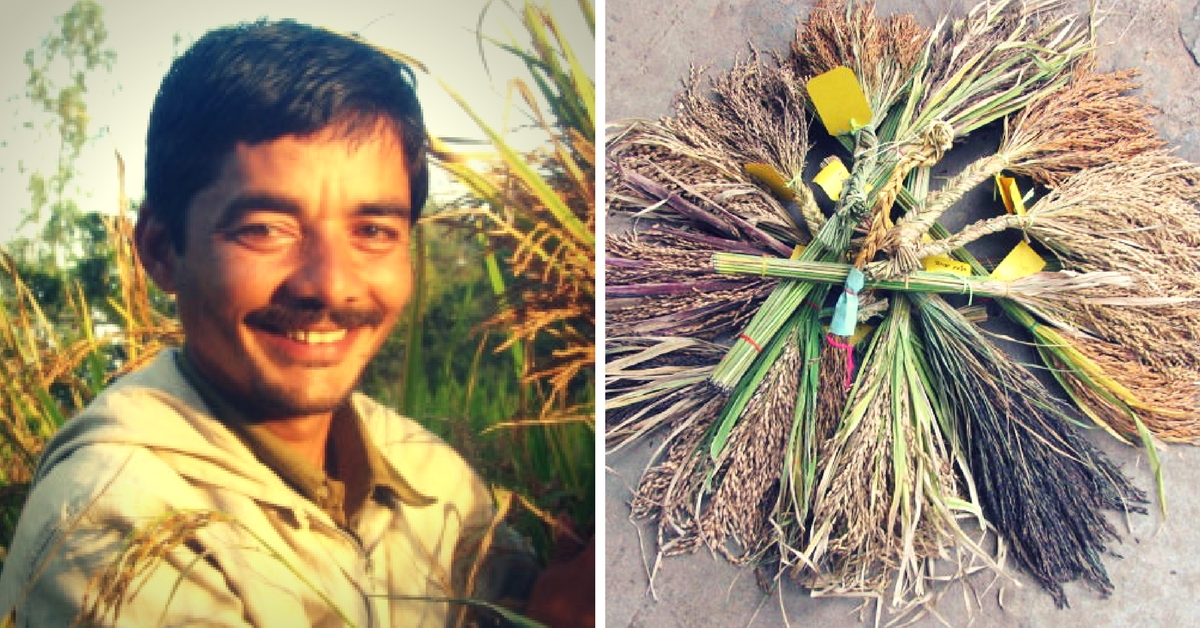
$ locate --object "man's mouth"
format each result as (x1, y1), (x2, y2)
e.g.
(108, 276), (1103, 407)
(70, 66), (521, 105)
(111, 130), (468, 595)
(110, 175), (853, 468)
(284, 328), (348, 344)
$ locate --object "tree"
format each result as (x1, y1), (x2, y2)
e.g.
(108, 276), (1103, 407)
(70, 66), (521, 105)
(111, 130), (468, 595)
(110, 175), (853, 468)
(18, 0), (117, 272)
(6, 0), (118, 323)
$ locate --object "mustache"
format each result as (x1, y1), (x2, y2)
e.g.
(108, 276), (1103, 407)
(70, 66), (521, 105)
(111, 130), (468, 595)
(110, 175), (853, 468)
(244, 303), (385, 332)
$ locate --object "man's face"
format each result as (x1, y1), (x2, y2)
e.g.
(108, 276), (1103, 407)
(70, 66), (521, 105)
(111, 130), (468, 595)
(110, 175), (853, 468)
(153, 122), (413, 421)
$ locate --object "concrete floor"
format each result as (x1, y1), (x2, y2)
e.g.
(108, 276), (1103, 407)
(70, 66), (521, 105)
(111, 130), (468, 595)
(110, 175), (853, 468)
(604, 1), (1200, 626)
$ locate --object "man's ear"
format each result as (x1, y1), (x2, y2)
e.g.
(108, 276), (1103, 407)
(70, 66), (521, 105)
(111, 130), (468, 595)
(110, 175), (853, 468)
(133, 206), (180, 294)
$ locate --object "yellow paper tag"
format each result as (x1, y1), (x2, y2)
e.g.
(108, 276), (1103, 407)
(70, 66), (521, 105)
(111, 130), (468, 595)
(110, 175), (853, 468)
(807, 67), (873, 136)
(921, 255), (972, 277)
(996, 176), (1027, 216)
(813, 157), (875, 202)
(790, 245), (806, 259)
(745, 163), (796, 202)
(991, 240), (1046, 281)
(814, 159), (852, 201)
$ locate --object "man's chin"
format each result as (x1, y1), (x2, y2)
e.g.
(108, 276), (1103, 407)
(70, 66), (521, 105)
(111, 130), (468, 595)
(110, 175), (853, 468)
(246, 378), (356, 422)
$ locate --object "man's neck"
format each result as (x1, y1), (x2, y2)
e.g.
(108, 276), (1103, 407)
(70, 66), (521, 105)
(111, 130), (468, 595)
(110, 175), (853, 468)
(258, 414), (334, 470)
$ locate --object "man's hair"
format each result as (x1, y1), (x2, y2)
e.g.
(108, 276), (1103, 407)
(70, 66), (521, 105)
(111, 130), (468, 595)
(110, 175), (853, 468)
(144, 19), (429, 250)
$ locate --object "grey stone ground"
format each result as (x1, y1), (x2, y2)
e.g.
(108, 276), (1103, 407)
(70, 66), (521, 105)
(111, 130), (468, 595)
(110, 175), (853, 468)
(604, 1), (1200, 626)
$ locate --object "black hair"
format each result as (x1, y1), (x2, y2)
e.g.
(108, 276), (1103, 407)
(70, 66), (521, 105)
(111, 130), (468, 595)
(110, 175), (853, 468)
(144, 19), (429, 250)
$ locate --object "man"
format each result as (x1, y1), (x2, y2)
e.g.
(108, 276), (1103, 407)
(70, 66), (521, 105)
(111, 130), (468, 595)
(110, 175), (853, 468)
(0, 19), (591, 627)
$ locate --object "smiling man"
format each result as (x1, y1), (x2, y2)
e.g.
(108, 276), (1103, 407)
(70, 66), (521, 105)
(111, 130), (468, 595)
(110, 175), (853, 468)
(0, 19), (589, 628)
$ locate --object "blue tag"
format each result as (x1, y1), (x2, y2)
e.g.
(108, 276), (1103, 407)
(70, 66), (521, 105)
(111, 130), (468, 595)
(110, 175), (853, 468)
(830, 268), (864, 337)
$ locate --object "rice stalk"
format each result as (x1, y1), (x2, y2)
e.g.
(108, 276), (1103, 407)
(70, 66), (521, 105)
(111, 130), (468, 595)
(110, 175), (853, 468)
(791, 0), (947, 257)
(913, 153), (1200, 271)
(629, 392), (726, 558)
(907, 154), (1200, 380)
(699, 330), (802, 564)
(799, 297), (971, 608)
(75, 511), (267, 628)
(1008, 303), (1200, 444)
(792, 0), (927, 120)
(605, 336), (725, 451)
(904, 0), (1092, 139)
(912, 292), (1146, 607)
(658, 40), (819, 238)
(822, 0), (1092, 257)
(713, 252), (1143, 307)
(883, 68), (1165, 270)
(669, 49), (812, 198)
(606, 121), (794, 236)
(776, 306), (843, 570)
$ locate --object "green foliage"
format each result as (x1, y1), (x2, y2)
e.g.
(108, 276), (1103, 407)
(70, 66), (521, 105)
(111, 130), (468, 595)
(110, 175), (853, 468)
(20, 0), (116, 270)
(428, 0), (596, 548)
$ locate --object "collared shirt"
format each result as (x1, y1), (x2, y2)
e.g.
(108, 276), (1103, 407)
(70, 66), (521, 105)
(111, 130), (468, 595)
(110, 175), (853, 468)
(174, 350), (433, 530)
(3, 349), (511, 626)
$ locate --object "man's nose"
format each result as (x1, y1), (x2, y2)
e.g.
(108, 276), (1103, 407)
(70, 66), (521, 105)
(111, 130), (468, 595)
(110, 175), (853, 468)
(283, 231), (363, 306)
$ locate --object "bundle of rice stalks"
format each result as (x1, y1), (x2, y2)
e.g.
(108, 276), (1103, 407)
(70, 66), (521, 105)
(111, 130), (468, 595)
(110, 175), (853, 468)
(882, 68), (1167, 273)
(799, 296), (972, 606)
(909, 155), (1200, 441)
(606, 336), (726, 450)
(792, 0), (927, 118)
(606, 0), (1200, 615)
(607, 228), (777, 339)
(912, 293), (1146, 607)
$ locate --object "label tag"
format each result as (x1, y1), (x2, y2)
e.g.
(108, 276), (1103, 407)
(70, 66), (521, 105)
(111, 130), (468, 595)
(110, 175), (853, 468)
(921, 255), (972, 276)
(790, 245), (806, 259)
(814, 158), (852, 200)
(991, 240), (1046, 281)
(814, 156), (874, 202)
(996, 175), (1027, 216)
(807, 67), (873, 136)
(745, 163), (796, 201)
(830, 268), (864, 337)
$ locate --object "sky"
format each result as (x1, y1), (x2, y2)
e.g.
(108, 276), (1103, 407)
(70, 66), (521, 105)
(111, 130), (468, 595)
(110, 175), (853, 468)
(0, 0), (595, 240)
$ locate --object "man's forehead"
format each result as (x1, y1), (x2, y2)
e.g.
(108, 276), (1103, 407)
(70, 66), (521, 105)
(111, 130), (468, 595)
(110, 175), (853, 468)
(231, 114), (403, 150)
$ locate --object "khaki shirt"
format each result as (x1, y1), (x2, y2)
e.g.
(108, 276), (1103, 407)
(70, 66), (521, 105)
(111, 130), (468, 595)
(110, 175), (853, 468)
(0, 349), (521, 627)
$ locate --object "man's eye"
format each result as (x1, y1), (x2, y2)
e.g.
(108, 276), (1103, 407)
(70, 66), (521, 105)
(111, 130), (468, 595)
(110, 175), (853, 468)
(356, 223), (404, 247)
(238, 224), (274, 238)
(227, 223), (295, 248)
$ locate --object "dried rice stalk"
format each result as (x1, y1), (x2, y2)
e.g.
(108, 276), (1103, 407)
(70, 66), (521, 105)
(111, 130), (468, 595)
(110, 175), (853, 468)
(792, 0), (927, 119)
(799, 298), (968, 607)
(671, 50), (811, 189)
(1027, 284), (1200, 372)
(883, 69), (1165, 270)
(605, 337), (725, 450)
(1039, 327), (1200, 442)
(699, 335), (801, 563)
(607, 229), (777, 339)
(913, 293), (1146, 608)
(910, 0), (1091, 137)
(912, 154), (1200, 276)
(607, 121), (804, 257)
(76, 511), (242, 627)
(630, 392), (725, 557)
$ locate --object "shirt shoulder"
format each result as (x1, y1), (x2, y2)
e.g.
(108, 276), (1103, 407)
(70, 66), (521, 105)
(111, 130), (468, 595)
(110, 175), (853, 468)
(350, 394), (491, 516)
